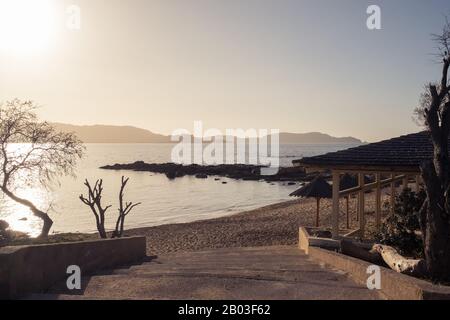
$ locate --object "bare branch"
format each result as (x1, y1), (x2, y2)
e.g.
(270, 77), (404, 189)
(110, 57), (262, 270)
(80, 179), (110, 239)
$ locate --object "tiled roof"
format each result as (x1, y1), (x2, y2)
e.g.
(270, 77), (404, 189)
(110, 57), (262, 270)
(293, 131), (436, 171)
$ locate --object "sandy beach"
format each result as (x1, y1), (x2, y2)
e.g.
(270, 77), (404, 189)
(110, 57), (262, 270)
(4, 190), (393, 254)
(125, 192), (391, 255)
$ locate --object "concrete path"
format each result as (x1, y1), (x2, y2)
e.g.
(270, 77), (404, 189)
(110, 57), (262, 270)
(38, 246), (380, 300)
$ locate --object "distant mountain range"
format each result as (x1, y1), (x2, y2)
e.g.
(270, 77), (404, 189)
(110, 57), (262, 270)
(52, 123), (363, 144)
(278, 132), (362, 144)
(52, 123), (170, 143)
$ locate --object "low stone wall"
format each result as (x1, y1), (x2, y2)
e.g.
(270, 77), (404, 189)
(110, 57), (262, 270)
(299, 227), (340, 254)
(0, 236), (147, 299)
(298, 225), (450, 300)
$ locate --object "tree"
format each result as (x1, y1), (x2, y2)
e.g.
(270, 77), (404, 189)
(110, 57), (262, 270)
(416, 19), (450, 281)
(79, 179), (111, 239)
(80, 176), (140, 239)
(113, 176), (141, 238)
(0, 99), (84, 238)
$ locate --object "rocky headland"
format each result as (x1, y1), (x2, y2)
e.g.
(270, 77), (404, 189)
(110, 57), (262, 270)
(100, 161), (318, 182)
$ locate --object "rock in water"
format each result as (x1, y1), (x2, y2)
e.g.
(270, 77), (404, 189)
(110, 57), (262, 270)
(100, 162), (309, 182)
(165, 171), (177, 180)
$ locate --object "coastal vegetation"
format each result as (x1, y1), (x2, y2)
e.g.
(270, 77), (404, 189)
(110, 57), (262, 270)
(376, 189), (425, 258)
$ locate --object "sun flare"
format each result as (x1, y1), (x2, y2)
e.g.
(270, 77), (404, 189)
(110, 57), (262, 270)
(0, 0), (57, 56)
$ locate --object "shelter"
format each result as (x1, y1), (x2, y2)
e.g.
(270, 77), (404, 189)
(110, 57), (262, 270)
(293, 131), (432, 239)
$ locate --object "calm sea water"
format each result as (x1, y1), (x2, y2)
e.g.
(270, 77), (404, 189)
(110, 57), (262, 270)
(0, 143), (358, 236)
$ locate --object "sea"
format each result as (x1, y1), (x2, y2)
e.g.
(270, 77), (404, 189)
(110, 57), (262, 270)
(0, 143), (359, 236)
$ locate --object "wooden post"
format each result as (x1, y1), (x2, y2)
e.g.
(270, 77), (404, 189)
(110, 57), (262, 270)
(346, 195), (350, 229)
(316, 198), (320, 228)
(332, 171), (340, 239)
(375, 173), (382, 231)
(403, 175), (409, 191)
(390, 173), (396, 215)
(356, 192), (360, 222)
(358, 173), (365, 237)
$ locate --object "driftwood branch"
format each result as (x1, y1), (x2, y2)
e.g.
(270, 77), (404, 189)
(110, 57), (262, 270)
(341, 241), (427, 278)
(373, 244), (426, 277)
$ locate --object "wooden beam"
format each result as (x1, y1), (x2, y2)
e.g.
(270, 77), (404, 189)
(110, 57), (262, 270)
(339, 174), (406, 197)
(298, 164), (421, 174)
(332, 171), (340, 239)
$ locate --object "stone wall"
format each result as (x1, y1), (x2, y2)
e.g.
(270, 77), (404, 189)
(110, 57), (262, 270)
(0, 236), (147, 299)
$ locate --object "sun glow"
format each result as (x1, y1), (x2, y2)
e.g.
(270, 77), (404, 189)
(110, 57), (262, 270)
(0, 144), (51, 237)
(1, 188), (45, 238)
(0, 0), (57, 56)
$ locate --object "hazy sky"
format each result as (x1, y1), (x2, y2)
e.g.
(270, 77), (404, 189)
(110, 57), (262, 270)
(1, 0), (450, 142)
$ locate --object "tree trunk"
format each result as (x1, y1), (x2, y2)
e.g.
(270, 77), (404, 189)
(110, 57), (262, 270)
(33, 208), (54, 239)
(1, 187), (53, 238)
(421, 161), (450, 281)
(120, 215), (126, 236)
(423, 206), (450, 281)
(112, 215), (121, 238)
(112, 214), (125, 238)
(96, 221), (107, 239)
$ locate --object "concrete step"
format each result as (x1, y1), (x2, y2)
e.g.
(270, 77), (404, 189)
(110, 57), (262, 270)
(42, 246), (380, 300)
(48, 271), (375, 300)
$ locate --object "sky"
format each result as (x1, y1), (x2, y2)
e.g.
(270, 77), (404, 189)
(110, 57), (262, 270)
(0, 0), (450, 142)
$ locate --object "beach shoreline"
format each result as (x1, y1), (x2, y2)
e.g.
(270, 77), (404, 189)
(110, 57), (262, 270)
(123, 192), (387, 255)
(4, 192), (387, 254)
